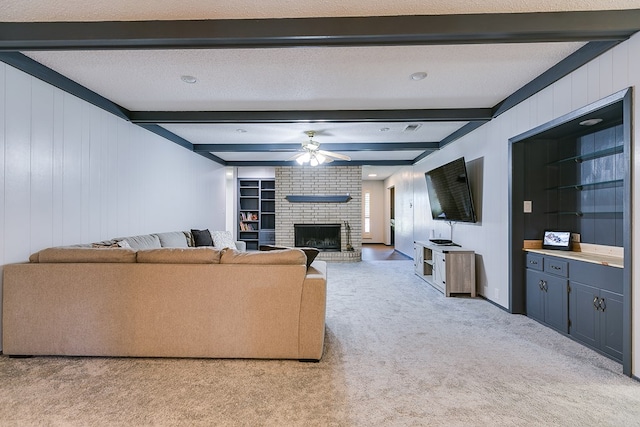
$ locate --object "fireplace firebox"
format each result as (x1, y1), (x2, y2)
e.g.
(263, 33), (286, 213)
(294, 224), (341, 252)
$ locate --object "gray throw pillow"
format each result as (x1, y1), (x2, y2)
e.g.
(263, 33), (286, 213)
(122, 234), (162, 249)
(154, 231), (189, 248)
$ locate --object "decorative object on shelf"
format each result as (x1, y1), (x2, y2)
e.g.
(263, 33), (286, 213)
(344, 221), (354, 251)
(288, 131), (351, 166)
(285, 194), (352, 203)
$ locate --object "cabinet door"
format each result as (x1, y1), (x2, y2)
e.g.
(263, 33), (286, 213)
(599, 289), (623, 361)
(414, 245), (423, 274)
(433, 251), (446, 289)
(526, 270), (545, 323)
(544, 274), (569, 333)
(569, 281), (599, 348)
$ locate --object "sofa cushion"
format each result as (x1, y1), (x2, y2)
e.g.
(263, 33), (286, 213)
(137, 247), (221, 264)
(183, 231), (195, 247)
(154, 231), (189, 248)
(211, 230), (236, 250)
(260, 245), (319, 269)
(121, 234), (162, 249)
(220, 248), (306, 265)
(191, 229), (214, 247)
(32, 247), (137, 263)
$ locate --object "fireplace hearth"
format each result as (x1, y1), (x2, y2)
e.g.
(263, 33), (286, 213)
(294, 224), (341, 252)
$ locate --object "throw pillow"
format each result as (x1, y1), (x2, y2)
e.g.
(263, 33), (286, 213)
(260, 245), (319, 269)
(91, 241), (120, 248)
(121, 234), (162, 249)
(154, 231), (189, 248)
(211, 230), (236, 250)
(191, 229), (214, 246)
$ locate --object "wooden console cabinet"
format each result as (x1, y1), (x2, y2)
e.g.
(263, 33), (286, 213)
(414, 240), (476, 297)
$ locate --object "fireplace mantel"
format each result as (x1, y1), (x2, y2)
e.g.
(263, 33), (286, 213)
(285, 195), (352, 203)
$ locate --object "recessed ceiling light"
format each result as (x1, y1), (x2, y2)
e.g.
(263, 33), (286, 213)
(579, 118), (603, 126)
(180, 75), (198, 84)
(410, 72), (428, 81)
(368, 174), (378, 177)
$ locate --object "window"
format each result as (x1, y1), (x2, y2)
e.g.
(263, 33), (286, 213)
(364, 191), (371, 236)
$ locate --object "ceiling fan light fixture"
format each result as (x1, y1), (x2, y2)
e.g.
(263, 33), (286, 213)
(297, 152), (311, 165)
(292, 130), (351, 166)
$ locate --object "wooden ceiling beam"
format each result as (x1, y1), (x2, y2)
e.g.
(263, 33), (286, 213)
(1, 10), (640, 51)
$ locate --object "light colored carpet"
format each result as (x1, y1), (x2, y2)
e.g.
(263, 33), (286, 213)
(1, 260), (639, 426)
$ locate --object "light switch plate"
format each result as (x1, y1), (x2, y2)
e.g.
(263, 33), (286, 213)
(523, 200), (532, 213)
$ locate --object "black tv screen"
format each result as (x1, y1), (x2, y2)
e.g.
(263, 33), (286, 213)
(425, 157), (477, 223)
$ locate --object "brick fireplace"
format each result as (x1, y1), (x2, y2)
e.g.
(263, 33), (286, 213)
(275, 166), (362, 262)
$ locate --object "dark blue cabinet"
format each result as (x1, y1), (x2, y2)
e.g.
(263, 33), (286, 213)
(569, 281), (623, 361)
(526, 262), (568, 334)
(526, 251), (623, 363)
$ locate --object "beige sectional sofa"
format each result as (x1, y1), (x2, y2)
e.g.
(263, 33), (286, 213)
(2, 243), (327, 361)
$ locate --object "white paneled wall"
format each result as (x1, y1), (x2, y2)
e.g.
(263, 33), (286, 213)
(0, 64), (227, 349)
(384, 166), (414, 257)
(390, 32), (640, 374)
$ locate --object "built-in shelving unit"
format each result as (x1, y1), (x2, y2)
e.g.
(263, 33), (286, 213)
(510, 89), (631, 375)
(238, 179), (276, 250)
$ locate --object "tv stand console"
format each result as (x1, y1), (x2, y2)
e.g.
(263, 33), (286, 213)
(414, 240), (476, 297)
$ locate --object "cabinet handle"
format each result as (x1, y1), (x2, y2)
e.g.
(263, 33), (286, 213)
(539, 280), (548, 292)
(529, 260), (538, 265)
(599, 298), (606, 312)
(551, 265), (561, 270)
(593, 296), (600, 311)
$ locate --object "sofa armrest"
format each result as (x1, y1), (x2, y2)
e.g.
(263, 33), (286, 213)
(298, 260), (327, 361)
(234, 241), (247, 252)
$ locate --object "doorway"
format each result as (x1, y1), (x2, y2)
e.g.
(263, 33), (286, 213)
(389, 186), (395, 245)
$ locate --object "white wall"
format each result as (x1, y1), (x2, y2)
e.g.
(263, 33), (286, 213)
(384, 166), (414, 257)
(0, 63), (227, 350)
(362, 180), (385, 243)
(390, 32), (640, 375)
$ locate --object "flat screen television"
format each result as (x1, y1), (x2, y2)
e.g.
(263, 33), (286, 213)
(425, 157), (477, 223)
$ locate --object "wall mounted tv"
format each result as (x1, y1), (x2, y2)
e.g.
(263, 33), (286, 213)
(425, 157), (477, 223)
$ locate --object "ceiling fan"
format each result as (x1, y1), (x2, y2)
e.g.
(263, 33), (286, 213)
(289, 131), (351, 166)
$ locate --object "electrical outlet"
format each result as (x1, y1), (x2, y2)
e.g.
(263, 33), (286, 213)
(571, 233), (581, 243)
(523, 200), (532, 213)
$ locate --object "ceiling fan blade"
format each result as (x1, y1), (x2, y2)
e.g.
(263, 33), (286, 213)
(318, 150), (351, 161)
(287, 152), (306, 161)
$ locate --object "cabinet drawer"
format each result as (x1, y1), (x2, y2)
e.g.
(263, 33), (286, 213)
(570, 260), (623, 294)
(526, 253), (543, 271)
(544, 258), (568, 277)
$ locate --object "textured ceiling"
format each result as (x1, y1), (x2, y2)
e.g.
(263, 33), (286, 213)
(25, 43), (581, 111)
(3, 1), (640, 179)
